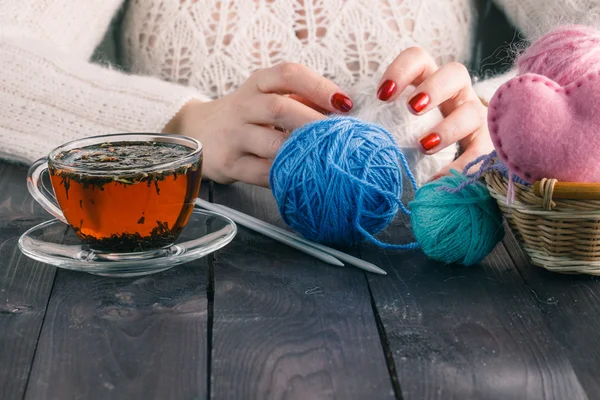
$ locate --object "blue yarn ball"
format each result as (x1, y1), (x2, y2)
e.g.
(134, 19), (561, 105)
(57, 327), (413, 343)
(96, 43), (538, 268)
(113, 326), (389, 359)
(270, 117), (408, 247)
(409, 170), (505, 266)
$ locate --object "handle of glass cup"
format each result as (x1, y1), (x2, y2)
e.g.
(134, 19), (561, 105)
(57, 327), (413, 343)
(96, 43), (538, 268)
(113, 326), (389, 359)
(27, 158), (68, 224)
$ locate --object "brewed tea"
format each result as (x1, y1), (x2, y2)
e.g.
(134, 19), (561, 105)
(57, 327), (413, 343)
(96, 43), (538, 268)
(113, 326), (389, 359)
(49, 141), (202, 252)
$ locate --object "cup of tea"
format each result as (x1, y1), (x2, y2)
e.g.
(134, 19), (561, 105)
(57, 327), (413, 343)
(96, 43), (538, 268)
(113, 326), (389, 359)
(27, 133), (203, 253)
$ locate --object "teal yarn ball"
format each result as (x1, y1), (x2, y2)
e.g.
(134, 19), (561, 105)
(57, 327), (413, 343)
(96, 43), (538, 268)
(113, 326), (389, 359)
(270, 116), (416, 248)
(409, 170), (505, 266)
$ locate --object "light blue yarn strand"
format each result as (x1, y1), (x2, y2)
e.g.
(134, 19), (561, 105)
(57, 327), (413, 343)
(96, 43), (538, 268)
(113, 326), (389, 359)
(355, 139), (419, 250)
(440, 150), (530, 195)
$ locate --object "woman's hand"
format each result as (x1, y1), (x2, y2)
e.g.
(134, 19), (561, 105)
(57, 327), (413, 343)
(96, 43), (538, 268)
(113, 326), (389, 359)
(376, 47), (493, 180)
(165, 63), (353, 187)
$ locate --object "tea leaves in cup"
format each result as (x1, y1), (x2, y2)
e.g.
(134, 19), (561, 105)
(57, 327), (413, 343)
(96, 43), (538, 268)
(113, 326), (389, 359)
(49, 140), (202, 252)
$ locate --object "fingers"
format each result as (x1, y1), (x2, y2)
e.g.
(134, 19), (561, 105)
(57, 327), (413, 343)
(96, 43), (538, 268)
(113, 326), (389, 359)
(378, 48), (488, 181)
(417, 100), (486, 155)
(429, 126), (494, 181)
(287, 94), (330, 115)
(237, 124), (287, 159)
(248, 63), (354, 113)
(246, 93), (327, 132)
(376, 47), (438, 102)
(407, 61), (476, 117)
(231, 156), (272, 188)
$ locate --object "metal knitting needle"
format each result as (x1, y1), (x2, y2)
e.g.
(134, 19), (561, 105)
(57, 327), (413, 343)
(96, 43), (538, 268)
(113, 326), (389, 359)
(195, 199), (344, 267)
(203, 200), (387, 275)
(212, 202), (387, 275)
(195, 199), (387, 275)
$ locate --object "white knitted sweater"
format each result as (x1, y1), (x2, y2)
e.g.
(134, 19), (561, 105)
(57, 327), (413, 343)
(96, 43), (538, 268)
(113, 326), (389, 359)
(0, 0), (597, 170)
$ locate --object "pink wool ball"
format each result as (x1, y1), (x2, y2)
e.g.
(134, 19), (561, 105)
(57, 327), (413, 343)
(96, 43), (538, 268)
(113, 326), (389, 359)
(517, 24), (600, 86)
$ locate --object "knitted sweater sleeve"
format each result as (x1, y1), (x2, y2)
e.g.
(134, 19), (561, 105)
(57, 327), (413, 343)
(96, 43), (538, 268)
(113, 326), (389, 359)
(0, 0), (210, 164)
(472, 0), (600, 104)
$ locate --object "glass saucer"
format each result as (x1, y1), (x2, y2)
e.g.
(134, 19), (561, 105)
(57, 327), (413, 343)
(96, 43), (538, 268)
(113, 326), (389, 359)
(18, 209), (236, 277)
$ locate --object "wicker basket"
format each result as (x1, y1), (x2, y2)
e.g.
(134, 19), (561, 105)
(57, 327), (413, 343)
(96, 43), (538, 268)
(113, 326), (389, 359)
(484, 170), (600, 275)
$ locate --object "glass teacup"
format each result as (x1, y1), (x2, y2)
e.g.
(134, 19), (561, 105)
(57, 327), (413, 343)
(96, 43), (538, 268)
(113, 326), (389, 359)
(27, 133), (203, 253)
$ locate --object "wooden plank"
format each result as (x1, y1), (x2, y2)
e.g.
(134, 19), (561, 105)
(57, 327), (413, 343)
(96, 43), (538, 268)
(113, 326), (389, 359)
(209, 183), (395, 400)
(25, 265), (209, 400)
(363, 217), (587, 400)
(0, 162), (59, 400)
(24, 184), (213, 400)
(504, 230), (600, 397)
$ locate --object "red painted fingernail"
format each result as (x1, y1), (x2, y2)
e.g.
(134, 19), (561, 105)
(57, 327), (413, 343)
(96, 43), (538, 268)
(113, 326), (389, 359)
(331, 93), (353, 112)
(377, 80), (396, 101)
(409, 92), (430, 113)
(420, 133), (440, 151)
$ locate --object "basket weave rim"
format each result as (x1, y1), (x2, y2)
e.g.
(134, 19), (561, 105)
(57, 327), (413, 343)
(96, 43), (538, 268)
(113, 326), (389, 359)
(485, 170), (600, 213)
(486, 187), (600, 218)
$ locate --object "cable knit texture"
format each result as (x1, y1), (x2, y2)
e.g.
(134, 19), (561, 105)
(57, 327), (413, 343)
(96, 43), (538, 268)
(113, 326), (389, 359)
(122, 0), (474, 98)
(0, 0), (598, 168)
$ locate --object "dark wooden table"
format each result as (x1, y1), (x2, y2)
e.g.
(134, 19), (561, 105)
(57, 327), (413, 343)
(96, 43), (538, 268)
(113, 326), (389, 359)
(2, 159), (599, 400)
